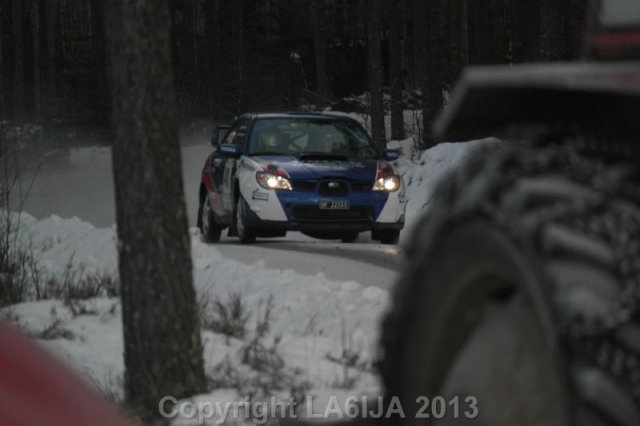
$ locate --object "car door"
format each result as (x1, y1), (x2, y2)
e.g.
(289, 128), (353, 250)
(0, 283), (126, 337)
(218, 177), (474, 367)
(222, 117), (250, 213)
(206, 127), (237, 220)
(209, 125), (231, 196)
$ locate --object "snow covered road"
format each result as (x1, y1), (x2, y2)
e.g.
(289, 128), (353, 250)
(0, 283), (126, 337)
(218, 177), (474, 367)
(214, 235), (401, 289)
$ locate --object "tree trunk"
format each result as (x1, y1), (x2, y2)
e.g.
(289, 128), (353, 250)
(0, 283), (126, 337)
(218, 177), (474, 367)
(204, 0), (220, 118)
(46, 0), (58, 97)
(312, 0), (331, 100)
(0, 0), (4, 114)
(104, 0), (206, 420)
(459, 0), (469, 66)
(232, 0), (245, 114)
(37, 0), (48, 103)
(412, 0), (428, 147)
(90, 0), (108, 113)
(419, 0), (447, 148)
(388, 0), (404, 141)
(539, 0), (565, 60)
(30, 0), (40, 120)
(12, 0), (24, 120)
(538, 0), (585, 61)
(368, 0), (386, 151)
(447, 0), (462, 81)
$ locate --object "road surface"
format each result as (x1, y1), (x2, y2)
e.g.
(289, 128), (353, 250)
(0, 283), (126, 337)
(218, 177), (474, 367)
(214, 232), (401, 289)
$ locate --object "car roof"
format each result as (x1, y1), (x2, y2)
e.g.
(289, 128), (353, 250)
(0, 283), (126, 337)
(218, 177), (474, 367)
(246, 112), (359, 122)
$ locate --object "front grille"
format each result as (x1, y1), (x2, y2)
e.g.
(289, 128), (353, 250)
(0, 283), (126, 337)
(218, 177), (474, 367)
(351, 181), (373, 192)
(318, 181), (349, 196)
(291, 180), (317, 192)
(292, 205), (373, 222)
(291, 179), (372, 193)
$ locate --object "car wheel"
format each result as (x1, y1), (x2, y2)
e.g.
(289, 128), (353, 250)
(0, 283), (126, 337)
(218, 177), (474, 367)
(376, 229), (399, 245)
(199, 193), (222, 243)
(380, 142), (640, 426)
(340, 232), (359, 243)
(235, 197), (256, 244)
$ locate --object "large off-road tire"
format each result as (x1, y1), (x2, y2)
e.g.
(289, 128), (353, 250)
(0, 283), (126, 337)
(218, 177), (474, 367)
(380, 141), (640, 426)
(235, 196), (256, 244)
(198, 193), (222, 243)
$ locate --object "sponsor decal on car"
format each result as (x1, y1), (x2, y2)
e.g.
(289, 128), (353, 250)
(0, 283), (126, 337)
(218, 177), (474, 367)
(240, 159), (256, 172)
(219, 144), (237, 154)
(252, 188), (270, 201)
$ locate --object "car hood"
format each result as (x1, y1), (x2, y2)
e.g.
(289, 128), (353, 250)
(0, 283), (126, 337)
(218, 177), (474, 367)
(250, 155), (378, 181)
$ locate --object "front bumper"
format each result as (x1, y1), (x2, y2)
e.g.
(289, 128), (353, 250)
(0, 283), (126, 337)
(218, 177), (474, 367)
(244, 217), (404, 234)
(242, 182), (406, 234)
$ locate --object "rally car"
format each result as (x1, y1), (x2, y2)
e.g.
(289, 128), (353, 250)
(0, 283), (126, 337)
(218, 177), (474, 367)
(197, 113), (406, 244)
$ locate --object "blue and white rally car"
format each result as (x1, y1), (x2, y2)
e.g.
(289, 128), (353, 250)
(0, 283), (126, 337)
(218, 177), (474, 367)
(197, 113), (406, 244)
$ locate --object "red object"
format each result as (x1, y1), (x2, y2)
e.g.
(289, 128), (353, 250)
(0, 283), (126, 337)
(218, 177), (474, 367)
(0, 323), (135, 426)
(590, 30), (640, 59)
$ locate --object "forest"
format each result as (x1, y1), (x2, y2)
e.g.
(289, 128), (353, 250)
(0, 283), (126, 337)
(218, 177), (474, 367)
(1, 0), (586, 147)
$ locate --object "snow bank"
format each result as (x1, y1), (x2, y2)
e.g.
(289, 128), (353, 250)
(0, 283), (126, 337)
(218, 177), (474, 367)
(388, 138), (502, 245)
(6, 212), (387, 416)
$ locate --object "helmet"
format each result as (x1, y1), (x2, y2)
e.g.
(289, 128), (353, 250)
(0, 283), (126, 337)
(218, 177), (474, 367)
(258, 128), (287, 151)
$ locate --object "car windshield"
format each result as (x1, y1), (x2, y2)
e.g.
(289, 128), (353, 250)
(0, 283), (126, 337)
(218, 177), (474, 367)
(247, 117), (379, 159)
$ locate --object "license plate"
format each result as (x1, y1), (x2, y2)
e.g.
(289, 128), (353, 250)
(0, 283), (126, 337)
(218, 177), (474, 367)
(319, 200), (350, 210)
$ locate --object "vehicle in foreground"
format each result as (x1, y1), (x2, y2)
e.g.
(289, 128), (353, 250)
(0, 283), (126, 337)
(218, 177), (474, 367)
(380, 0), (640, 425)
(198, 113), (405, 244)
(0, 323), (135, 426)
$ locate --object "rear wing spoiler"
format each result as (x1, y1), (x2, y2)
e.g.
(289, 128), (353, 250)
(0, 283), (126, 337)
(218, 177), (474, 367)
(434, 62), (640, 141)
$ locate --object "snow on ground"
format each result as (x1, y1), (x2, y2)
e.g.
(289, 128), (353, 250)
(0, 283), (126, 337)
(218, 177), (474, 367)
(4, 212), (388, 424)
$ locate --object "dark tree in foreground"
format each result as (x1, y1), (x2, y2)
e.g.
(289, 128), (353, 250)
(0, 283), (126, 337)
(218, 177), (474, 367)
(104, 0), (206, 419)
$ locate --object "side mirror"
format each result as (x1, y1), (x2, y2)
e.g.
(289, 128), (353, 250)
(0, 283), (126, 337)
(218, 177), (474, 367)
(383, 149), (400, 161)
(211, 124), (231, 147)
(218, 143), (240, 157)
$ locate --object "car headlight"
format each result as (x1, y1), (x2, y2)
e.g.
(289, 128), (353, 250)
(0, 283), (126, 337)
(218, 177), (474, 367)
(256, 172), (292, 190)
(373, 175), (401, 192)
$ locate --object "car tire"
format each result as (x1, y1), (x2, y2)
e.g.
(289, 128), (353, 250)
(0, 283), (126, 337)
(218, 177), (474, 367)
(198, 193), (222, 243)
(380, 142), (640, 426)
(235, 197), (256, 244)
(376, 229), (400, 245)
(340, 232), (359, 243)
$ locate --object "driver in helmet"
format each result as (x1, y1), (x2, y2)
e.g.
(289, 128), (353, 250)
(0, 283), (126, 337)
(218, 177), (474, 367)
(257, 128), (288, 153)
